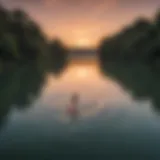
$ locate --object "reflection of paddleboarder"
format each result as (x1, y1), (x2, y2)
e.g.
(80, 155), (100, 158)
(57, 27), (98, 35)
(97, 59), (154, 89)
(67, 93), (79, 119)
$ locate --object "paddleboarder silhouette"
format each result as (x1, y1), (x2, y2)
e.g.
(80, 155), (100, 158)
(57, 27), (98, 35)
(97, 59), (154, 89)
(67, 93), (79, 120)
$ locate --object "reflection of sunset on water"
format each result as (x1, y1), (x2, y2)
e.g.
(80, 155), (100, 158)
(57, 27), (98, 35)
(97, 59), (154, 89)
(62, 64), (99, 81)
(38, 59), (133, 123)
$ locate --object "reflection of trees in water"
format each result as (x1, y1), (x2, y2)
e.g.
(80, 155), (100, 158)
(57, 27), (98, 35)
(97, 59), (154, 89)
(100, 63), (160, 112)
(0, 4), (69, 131)
(0, 65), (43, 107)
(0, 63), (66, 131)
(0, 64), (44, 131)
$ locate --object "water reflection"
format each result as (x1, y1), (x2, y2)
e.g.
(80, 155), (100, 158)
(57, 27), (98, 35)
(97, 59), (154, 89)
(0, 63), (66, 132)
(38, 59), (131, 124)
(1, 59), (160, 158)
(1, 59), (156, 130)
(100, 63), (160, 113)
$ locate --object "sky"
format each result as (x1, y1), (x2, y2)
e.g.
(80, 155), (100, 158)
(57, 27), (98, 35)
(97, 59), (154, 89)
(0, 0), (160, 48)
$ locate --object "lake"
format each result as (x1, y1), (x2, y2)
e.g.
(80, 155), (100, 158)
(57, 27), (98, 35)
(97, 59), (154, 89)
(0, 57), (160, 159)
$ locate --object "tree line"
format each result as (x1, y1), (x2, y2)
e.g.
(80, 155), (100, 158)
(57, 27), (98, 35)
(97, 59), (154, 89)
(99, 9), (160, 66)
(0, 5), (68, 72)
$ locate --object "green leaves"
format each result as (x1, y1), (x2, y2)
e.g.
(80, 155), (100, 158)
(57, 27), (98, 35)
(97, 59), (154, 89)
(155, 9), (160, 28)
(99, 9), (160, 64)
(0, 34), (19, 60)
(0, 4), (68, 74)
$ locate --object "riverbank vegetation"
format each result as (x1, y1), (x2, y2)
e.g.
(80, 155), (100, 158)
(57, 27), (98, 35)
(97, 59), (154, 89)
(99, 9), (160, 67)
(0, 5), (68, 74)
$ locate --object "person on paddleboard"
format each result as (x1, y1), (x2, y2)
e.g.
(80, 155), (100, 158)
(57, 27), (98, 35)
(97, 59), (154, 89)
(67, 93), (79, 118)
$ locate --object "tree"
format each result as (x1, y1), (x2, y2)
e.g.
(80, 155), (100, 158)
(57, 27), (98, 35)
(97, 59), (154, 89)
(98, 9), (160, 65)
(47, 39), (68, 73)
(10, 9), (47, 61)
(155, 9), (160, 29)
(0, 5), (68, 72)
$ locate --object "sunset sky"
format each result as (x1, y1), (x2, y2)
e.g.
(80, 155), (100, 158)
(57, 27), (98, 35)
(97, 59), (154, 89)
(1, 0), (160, 48)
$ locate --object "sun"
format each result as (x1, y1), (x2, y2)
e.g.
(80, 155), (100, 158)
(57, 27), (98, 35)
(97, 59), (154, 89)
(76, 38), (90, 48)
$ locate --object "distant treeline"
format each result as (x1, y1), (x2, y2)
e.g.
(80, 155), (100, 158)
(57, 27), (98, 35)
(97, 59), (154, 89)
(0, 5), (68, 72)
(99, 9), (160, 65)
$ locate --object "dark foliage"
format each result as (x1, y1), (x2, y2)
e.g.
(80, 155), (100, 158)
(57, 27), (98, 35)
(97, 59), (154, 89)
(0, 5), (68, 70)
(99, 9), (160, 65)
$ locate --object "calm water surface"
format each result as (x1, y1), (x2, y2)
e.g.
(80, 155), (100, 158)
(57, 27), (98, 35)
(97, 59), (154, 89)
(0, 58), (160, 159)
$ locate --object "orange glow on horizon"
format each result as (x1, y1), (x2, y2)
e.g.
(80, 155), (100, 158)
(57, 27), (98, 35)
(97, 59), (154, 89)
(47, 33), (102, 48)
(2, 0), (159, 48)
(46, 26), (111, 48)
(75, 38), (91, 48)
